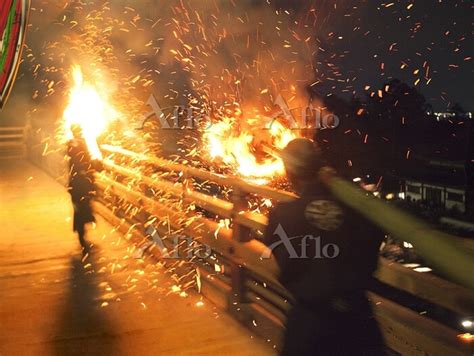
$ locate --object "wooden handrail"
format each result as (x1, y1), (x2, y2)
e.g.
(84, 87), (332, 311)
(0, 126), (26, 159)
(101, 144), (297, 201)
(102, 159), (234, 218)
(0, 126), (25, 132)
(376, 258), (474, 316)
(0, 134), (24, 139)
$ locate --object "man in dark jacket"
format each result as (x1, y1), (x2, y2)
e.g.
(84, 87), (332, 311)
(67, 124), (97, 251)
(263, 138), (386, 355)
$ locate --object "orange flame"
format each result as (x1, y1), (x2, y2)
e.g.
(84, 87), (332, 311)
(203, 115), (298, 183)
(63, 66), (119, 159)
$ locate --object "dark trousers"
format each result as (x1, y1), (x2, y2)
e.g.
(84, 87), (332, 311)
(72, 198), (95, 249)
(281, 299), (385, 356)
(76, 223), (86, 248)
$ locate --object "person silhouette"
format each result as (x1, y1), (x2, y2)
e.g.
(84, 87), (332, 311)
(67, 124), (98, 252)
(263, 138), (386, 355)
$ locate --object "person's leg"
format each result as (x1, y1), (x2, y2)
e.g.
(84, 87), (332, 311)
(329, 301), (386, 356)
(352, 315), (386, 355)
(77, 223), (87, 249)
(280, 304), (326, 356)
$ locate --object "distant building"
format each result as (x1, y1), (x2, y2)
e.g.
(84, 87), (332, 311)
(431, 111), (473, 121)
(402, 112), (473, 215)
(403, 157), (473, 214)
(405, 167), (469, 213)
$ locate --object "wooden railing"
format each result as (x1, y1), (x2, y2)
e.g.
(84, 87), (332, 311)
(0, 126), (26, 159)
(93, 144), (473, 355)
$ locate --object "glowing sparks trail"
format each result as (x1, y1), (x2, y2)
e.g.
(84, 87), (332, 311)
(62, 65), (120, 160)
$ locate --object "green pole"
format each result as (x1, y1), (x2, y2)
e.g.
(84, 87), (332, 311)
(320, 167), (474, 290)
(0, 0), (17, 74)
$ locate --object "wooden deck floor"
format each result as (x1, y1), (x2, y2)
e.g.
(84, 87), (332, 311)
(0, 160), (274, 356)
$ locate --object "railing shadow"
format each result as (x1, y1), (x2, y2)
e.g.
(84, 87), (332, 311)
(52, 249), (120, 356)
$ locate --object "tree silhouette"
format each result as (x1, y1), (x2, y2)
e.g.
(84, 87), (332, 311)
(314, 78), (472, 193)
(448, 102), (466, 115)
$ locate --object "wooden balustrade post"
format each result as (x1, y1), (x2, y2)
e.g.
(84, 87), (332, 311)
(108, 180), (117, 212)
(136, 180), (148, 229)
(229, 187), (252, 309)
(103, 170), (119, 217)
(182, 170), (194, 198)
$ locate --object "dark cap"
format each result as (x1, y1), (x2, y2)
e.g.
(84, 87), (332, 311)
(281, 138), (322, 179)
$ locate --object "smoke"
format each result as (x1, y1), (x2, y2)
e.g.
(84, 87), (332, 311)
(1, 0), (358, 149)
(18, 2), (335, 119)
(156, 0), (318, 109)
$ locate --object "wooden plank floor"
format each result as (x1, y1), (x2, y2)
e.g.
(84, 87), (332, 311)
(0, 160), (274, 356)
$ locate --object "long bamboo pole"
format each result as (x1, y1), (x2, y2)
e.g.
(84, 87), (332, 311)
(319, 167), (474, 290)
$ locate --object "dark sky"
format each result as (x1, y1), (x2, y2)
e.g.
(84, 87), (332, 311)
(2, 0), (471, 123)
(284, 0), (472, 110)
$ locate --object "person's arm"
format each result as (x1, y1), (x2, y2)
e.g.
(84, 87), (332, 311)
(92, 159), (104, 172)
(262, 205), (295, 276)
(347, 218), (386, 290)
(262, 206), (280, 247)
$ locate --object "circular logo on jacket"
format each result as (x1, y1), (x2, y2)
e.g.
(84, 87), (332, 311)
(304, 200), (344, 231)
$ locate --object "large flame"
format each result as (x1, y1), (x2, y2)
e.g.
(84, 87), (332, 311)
(203, 115), (297, 183)
(63, 65), (119, 159)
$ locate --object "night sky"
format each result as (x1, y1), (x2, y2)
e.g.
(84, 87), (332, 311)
(1, 0), (471, 123)
(285, 0), (472, 110)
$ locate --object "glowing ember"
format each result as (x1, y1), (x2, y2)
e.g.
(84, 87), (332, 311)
(203, 115), (297, 182)
(62, 65), (119, 159)
(457, 333), (474, 342)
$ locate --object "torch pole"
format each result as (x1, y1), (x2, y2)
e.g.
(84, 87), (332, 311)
(319, 167), (474, 290)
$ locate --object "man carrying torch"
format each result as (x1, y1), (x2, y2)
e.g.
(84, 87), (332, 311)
(263, 138), (386, 355)
(67, 124), (101, 252)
